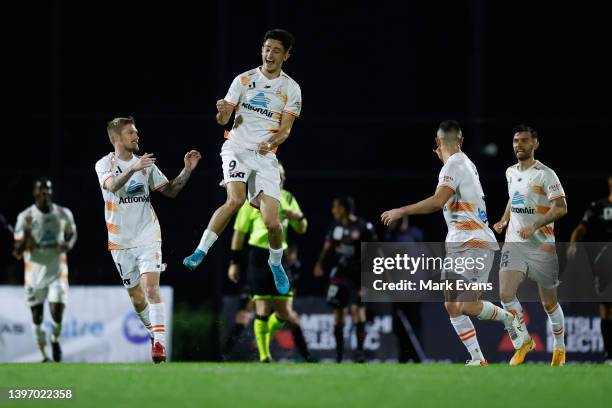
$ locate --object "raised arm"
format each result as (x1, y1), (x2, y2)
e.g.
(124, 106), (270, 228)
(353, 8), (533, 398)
(104, 153), (156, 193)
(159, 150), (202, 198)
(257, 112), (297, 154)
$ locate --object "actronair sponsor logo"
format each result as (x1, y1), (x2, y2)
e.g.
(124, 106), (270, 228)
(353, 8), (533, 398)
(511, 206), (535, 214)
(240, 101), (275, 118)
(119, 195), (151, 204)
(511, 191), (535, 214)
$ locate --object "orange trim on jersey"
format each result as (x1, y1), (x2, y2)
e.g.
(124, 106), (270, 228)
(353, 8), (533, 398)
(532, 185), (547, 196)
(224, 130), (230, 139)
(454, 220), (484, 230)
(152, 180), (169, 192)
(240, 76), (250, 86)
(547, 303), (560, 314)
(282, 109), (299, 118)
(491, 308), (498, 320)
(549, 195), (565, 202)
(447, 201), (476, 212)
(106, 222), (121, 234)
(463, 239), (492, 249)
(437, 184), (456, 193)
(539, 226), (555, 235)
(105, 201), (120, 212)
(108, 241), (122, 250)
(536, 205), (550, 215)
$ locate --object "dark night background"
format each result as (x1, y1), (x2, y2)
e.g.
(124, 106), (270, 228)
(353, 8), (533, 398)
(1, 1), (611, 358)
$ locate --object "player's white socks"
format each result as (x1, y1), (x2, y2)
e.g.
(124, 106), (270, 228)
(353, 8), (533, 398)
(32, 323), (49, 359)
(502, 298), (526, 328)
(51, 321), (62, 343)
(136, 303), (153, 338)
(477, 301), (513, 325)
(197, 229), (218, 253)
(546, 303), (565, 350)
(149, 302), (166, 346)
(450, 315), (485, 361)
(269, 247), (283, 266)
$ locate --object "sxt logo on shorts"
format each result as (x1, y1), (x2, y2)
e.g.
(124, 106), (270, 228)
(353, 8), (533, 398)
(123, 278), (131, 286)
(229, 172), (245, 179)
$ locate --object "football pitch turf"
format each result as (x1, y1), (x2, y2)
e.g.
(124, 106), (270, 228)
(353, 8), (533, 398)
(0, 363), (610, 408)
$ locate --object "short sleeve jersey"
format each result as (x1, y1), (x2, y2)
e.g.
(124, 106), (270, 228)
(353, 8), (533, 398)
(14, 204), (76, 288)
(437, 152), (499, 252)
(224, 67), (302, 150)
(505, 160), (565, 243)
(95, 153), (168, 250)
(233, 189), (303, 250)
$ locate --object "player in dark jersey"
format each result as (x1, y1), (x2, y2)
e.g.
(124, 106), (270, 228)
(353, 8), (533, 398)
(314, 196), (377, 363)
(567, 175), (612, 364)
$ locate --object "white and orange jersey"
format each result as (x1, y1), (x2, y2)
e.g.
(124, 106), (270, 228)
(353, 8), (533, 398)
(223, 67), (302, 151)
(14, 204), (76, 288)
(437, 152), (499, 252)
(95, 152), (168, 250)
(505, 160), (565, 243)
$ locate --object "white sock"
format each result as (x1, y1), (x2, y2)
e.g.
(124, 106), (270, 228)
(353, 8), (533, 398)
(477, 301), (513, 326)
(450, 315), (485, 361)
(32, 323), (49, 358)
(136, 303), (153, 338)
(546, 303), (565, 349)
(149, 302), (166, 346)
(269, 247), (283, 266)
(502, 298), (527, 331)
(197, 229), (218, 253)
(51, 321), (62, 343)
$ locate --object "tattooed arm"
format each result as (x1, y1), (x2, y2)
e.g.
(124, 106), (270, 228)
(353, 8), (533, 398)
(159, 150), (202, 198)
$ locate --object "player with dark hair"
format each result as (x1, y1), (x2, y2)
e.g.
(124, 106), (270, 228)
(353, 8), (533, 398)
(566, 175), (612, 364)
(183, 29), (302, 298)
(13, 177), (77, 362)
(315, 196), (377, 363)
(382, 121), (523, 366)
(493, 125), (568, 366)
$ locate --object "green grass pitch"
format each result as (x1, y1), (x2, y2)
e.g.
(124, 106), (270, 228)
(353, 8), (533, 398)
(0, 363), (609, 408)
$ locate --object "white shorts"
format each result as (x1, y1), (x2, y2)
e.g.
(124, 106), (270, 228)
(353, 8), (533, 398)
(441, 249), (496, 284)
(111, 242), (164, 289)
(26, 278), (68, 307)
(220, 140), (281, 206)
(499, 243), (560, 288)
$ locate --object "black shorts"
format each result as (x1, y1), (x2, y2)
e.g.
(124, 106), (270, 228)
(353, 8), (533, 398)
(326, 278), (362, 309)
(248, 247), (293, 300)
